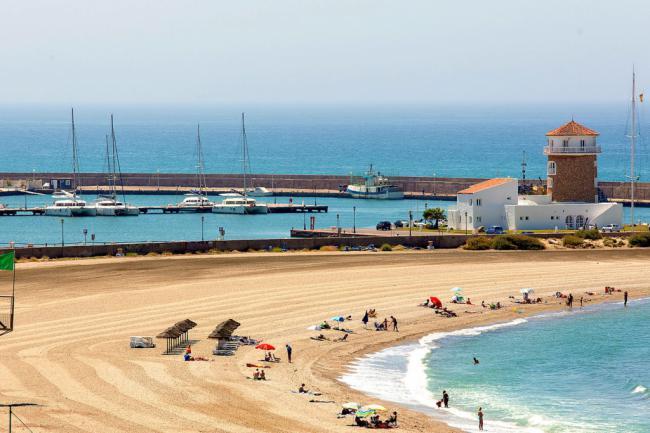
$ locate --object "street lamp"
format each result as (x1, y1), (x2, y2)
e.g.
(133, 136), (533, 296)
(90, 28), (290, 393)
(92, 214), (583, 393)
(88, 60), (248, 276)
(432, 171), (437, 197)
(83, 228), (88, 245)
(201, 216), (205, 241)
(303, 211), (307, 230)
(60, 219), (65, 247)
(409, 210), (413, 237)
(336, 213), (340, 236)
(353, 206), (356, 234)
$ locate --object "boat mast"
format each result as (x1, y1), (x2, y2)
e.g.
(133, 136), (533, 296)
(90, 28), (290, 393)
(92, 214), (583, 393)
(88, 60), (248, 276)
(196, 124), (207, 196)
(110, 114), (127, 204)
(630, 70), (638, 227)
(241, 112), (249, 198)
(71, 108), (81, 198)
(104, 133), (115, 198)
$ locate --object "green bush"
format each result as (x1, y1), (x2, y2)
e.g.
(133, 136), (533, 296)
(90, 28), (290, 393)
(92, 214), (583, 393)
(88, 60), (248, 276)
(271, 247), (283, 252)
(576, 229), (602, 240)
(463, 237), (492, 250)
(562, 235), (584, 248)
(496, 234), (544, 250)
(628, 233), (650, 247)
(380, 243), (393, 251)
(492, 237), (517, 250)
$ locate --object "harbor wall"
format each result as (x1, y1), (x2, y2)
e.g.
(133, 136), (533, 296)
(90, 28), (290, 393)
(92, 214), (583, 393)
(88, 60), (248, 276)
(2, 172), (650, 202)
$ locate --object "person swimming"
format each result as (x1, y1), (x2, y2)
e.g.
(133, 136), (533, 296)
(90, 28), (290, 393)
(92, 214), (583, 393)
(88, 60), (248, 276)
(473, 357), (480, 365)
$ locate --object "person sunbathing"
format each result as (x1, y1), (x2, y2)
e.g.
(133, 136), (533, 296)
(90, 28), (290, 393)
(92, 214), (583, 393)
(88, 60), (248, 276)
(253, 369), (260, 380)
(298, 383), (308, 393)
(334, 334), (348, 342)
(387, 411), (398, 427)
(310, 334), (329, 341)
(368, 309), (377, 318)
(259, 370), (266, 381)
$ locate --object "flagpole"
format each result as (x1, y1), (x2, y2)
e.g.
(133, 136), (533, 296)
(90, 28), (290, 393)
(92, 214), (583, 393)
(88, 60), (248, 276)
(10, 248), (15, 331)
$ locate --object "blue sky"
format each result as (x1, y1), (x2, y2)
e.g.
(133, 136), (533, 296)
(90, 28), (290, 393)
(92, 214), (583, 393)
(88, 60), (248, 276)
(1, 0), (648, 104)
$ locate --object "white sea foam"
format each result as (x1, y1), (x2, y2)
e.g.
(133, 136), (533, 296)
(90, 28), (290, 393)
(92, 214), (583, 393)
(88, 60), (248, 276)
(340, 318), (552, 433)
(632, 385), (647, 394)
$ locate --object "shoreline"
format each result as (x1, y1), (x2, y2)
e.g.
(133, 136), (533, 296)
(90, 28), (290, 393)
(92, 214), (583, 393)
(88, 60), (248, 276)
(335, 296), (649, 433)
(2, 249), (650, 432)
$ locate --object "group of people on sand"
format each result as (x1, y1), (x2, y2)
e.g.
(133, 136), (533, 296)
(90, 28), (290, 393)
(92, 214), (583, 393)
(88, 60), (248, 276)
(371, 315), (399, 331)
(252, 368), (267, 381)
(481, 300), (501, 310)
(353, 411), (398, 429)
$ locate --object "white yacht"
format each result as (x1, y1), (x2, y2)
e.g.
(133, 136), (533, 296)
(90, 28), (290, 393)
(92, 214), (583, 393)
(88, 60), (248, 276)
(178, 193), (214, 212)
(45, 192), (97, 217)
(93, 196), (139, 216)
(45, 109), (97, 217)
(346, 165), (404, 199)
(245, 186), (273, 197)
(212, 195), (268, 214)
(93, 115), (140, 216)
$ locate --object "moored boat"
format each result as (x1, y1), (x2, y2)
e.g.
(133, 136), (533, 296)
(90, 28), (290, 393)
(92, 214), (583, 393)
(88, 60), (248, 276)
(346, 165), (404, 199)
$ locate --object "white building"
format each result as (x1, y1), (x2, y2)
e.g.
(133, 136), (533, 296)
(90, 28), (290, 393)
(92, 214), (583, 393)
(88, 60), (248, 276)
(447, 178), (518, 231)
(447, 120), (623, 232)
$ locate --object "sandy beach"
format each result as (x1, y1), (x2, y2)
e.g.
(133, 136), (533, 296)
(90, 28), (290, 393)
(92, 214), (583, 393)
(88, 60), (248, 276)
(1, 249), (649, 433)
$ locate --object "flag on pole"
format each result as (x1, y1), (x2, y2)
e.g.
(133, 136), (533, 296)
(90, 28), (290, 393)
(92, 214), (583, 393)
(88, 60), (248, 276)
(0, 251), (15, 271)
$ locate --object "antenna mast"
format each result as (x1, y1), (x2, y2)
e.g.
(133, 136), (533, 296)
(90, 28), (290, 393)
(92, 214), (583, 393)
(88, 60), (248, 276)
(71, 108), (81, 198)
(241, 113), (249, 198)
(630, 70), (638, 227)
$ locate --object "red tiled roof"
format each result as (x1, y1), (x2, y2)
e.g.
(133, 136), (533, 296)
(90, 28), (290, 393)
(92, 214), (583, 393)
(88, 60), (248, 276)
(458, 178), (514, 194)
(546, 120), (599, 136)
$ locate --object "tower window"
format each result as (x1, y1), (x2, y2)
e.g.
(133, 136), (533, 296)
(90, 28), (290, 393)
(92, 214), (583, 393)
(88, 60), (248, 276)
(547, 161), (557, 175)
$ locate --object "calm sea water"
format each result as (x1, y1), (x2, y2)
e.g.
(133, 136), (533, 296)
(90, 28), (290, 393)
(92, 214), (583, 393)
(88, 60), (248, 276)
(341, 298), (650, 433)
(0, 104), (649, 180)
(1, 194), (649, 246)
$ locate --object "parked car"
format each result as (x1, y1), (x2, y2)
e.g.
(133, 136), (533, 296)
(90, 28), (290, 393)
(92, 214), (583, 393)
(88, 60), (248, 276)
(376, 221), (392, 231)
(393, 220), (404, 228)
(486, 226), (504, 235)
(600, 224), (620, 233)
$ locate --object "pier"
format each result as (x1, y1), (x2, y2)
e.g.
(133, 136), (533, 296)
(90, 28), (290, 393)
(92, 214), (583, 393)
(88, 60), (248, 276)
(0, 203), (328, 216)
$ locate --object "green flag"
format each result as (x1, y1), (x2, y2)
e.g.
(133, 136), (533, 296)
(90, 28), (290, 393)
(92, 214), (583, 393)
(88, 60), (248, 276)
(0, 251), (15, 271)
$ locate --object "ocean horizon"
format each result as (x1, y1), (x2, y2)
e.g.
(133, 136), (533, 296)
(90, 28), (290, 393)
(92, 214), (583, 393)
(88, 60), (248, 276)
(1, 103), (648, 182)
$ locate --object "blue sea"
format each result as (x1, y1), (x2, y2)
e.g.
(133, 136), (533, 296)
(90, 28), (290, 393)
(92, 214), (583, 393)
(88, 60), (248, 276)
(1, 193), (649, 246)
(0, 104), (649, 180)
(1, 104), (649, 244)
(341, 298), (650, 433)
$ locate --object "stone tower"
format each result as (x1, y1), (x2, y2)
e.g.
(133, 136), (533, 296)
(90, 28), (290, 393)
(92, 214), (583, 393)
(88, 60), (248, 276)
(544, 120), (600, 203)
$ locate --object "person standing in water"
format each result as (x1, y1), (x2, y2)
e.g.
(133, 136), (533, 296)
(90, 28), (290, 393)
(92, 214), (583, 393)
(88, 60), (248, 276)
(478, 407), (484, 431)
(567, 293), (574, 308)
(442, 390), (449, 408)
(624, 291), (629, 307)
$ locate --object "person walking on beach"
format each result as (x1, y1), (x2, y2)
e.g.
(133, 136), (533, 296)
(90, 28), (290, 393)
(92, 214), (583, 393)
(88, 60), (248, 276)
(567, 293), (574, 308)
(362, 310), (369, 328)
(478, 407), (484, 431)
(390, 316), (398, 332)
(442, 390), (449, 408)
(285, 343), (293, 363)
(624, 291), (628, 307)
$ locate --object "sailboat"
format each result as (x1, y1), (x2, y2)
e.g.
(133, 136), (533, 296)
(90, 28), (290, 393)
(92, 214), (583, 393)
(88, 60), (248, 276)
(213, 113), (269, 214)
(177, 124), (214, 212)
(45, 108), (97, 217)
(93, 115), (139, 216)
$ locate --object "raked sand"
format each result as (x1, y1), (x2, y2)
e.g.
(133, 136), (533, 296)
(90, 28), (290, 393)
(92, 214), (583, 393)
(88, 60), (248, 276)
(1, 249), (649, 433)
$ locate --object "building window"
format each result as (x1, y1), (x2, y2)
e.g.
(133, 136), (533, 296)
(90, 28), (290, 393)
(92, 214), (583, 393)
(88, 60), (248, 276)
(476, 199), (482, 206)
(469, 199), (472, 205)
(476, 216), (482, 223)
(547, 161), (557, 175)
(469, 216), (473, 223)
(580, 139), (586, 147)
(563, 139), (568, 147)
(576, 215), (585, 228)
(566, 215), (574, 229)
(519, 216), (523, 221)
(548, 177), (553, 188)
(525, 216), (529, 220)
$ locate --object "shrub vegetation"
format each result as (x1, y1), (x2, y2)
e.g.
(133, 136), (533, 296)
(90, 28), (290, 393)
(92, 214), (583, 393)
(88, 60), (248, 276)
(463, 237), (493, 250)
(576, 229), (602, 240)
(380, 243), (393, 251)
(628, 233), (650, 247)
(562, 235), (585, 248)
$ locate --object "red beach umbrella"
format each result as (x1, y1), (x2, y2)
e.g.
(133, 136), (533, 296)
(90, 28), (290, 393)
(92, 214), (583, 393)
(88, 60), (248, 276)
(429, 296), (443, 308)
(255, 343), (276, 351)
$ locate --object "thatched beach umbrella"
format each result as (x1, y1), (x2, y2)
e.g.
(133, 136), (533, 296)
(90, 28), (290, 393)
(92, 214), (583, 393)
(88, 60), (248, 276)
(157, 327), (182, 354)
(208, 319), (241, 350)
